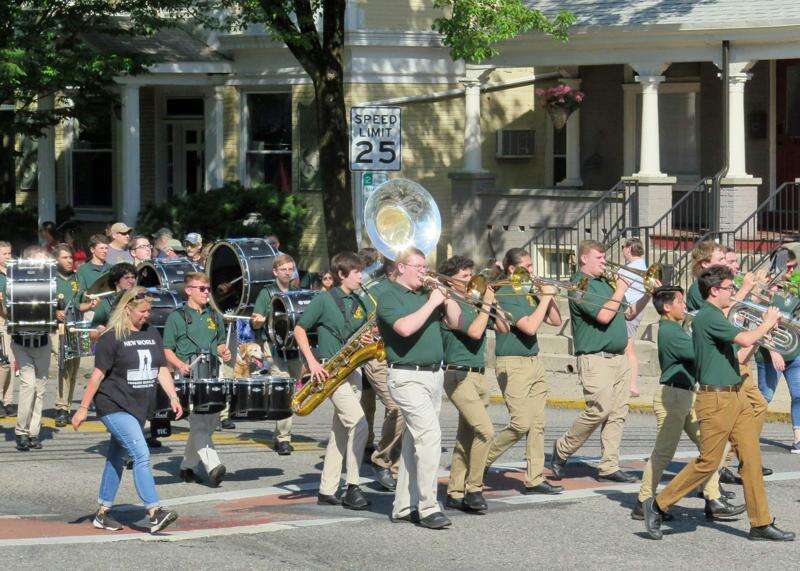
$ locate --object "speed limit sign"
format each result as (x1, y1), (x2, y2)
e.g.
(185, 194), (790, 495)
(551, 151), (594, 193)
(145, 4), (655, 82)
(350, 107), (401, 171)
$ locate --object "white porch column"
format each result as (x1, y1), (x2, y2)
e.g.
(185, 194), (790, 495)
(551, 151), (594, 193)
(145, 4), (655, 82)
(36, 95), (56, 225)
(632, 64), (668, 178)
(461, 65), (493, 172)
(205, 86), (225, 190)
(557, 77), (583, 187)
(727, 61), (756, 179)
(120, 84), (140, 225)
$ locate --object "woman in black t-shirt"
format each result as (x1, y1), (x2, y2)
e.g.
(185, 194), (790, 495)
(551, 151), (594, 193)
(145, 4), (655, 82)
(72, 287), (184, 534)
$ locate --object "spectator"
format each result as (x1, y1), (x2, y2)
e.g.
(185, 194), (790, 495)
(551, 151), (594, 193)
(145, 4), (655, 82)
(60, 225), (87, 268)
(318, 270), (334, 291)
(184, 233), (203, 264)
(618, 237), (647, 398)
(107, 223), (134, 265)
(39, 221), (59, 253)
(167, 239), (185, 258)
(152, 229), (173, 260)
(129, 235), (153, 266)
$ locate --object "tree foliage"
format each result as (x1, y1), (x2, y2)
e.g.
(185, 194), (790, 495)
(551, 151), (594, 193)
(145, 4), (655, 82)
(432, 0), (574, 63)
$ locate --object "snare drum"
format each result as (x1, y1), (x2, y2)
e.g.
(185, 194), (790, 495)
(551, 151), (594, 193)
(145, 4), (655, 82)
(207, 238), (280, 314)
(153, 377), (191, 421)
(268, 290), (317, 351)
(62, 320), (93, 361)
(267, 375), (294, 420)
(229, 377), (270, 419)
(137, 259), (201, 296)
(6, 259), (57, 334)
(191, 378), (229, 414)
(145, 289), (181, 332)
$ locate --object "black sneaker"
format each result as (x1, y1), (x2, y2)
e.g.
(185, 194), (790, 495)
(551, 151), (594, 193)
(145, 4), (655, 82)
(5, 404), (17, 416)
(15, 435), (29, 452)
(220, 419), (236, 430)
(54, 410), (69, 427)
(0, 403), (6, 418)
(148, 507), (178, 533)
(28, 436), (42, 450)
(93, 509), (123, 531)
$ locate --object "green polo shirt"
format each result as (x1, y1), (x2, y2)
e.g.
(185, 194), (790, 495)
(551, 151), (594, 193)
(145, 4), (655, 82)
(494, 285), (540, 357)
(691, 303), (741, 386)
(91, 293), (121, 327)
(57, 272), (80, 310)
(376, 281), (443, 366)
(569, 271), (628, 355)
(0, 270), (6, 298)
(163, 305), (226, 362)
(253, 282), (300, 343)
(442, 304), (485, 368)
(755, 293), (800, 363)
(297, 287), (371, 360)
(686, 280), (705, 312)
(76, 261), (110, 292)
(657, 319), (696, 390)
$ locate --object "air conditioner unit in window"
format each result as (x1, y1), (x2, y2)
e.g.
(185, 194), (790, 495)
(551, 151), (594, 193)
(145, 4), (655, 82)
(496, 129), (535, 159)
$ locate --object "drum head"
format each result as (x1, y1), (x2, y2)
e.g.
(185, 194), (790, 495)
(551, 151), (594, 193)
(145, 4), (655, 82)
(137, 259), (200, 296)
(146, 289), (181, 330)
(268, 291), (316, 350)
(207, 239), (279, 314)
(7, 259), (57, 333)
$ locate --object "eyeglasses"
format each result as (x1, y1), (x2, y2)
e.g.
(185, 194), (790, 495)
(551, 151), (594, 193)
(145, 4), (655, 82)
(187, 285), (211, 293)
(715, 285), (736, 292)
(121, 274), (137, 281)
(276, 266), (294, 273)
(133, 244), (152, 250)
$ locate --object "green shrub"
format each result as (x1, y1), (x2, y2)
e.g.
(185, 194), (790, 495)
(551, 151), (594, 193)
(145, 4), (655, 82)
(0, 204), (73, 252)
(136, 182), (307, 254)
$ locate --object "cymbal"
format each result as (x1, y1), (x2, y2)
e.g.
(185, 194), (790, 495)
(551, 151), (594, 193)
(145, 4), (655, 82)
(85, 271), (113, 295)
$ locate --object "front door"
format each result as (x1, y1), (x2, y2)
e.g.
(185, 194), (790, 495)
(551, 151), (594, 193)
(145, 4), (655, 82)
(166, 122), (204, 196)
(776, 60), (800, 185)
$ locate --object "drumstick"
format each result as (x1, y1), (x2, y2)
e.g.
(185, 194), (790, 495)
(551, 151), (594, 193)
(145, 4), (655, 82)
(226, 276), (244, 286)
(222, 313), (254, 321)
(86, 290), (116, 300)
(69, 327), (98, 333)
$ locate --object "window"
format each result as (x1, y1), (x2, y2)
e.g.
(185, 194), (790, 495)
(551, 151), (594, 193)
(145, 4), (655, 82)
(553, 126), (567, 184)
(71, 106), (113, 209)
(246, 93), (292, 192)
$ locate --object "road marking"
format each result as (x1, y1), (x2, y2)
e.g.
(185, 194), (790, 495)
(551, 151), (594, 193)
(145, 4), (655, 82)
(0, 517), (365, 547)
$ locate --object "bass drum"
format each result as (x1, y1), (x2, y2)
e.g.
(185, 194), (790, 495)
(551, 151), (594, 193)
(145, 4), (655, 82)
(137, 259), (201, 296)
(145, 289), (182, 333)
(6, 259), (57, 334)
(207, 238), (280, 314)
(268, 290), (317, 351)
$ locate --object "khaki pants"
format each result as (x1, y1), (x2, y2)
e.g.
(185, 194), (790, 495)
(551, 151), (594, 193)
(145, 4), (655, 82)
(445, 370), (494, 497)
(362, 358), (404, 474)
(0, 326), (14, 407)
(12, 341), (50, 438)
(269, 349), (301, 443)
(486, 356), (548, 487)
(181, 412), (222, 473)
(50, 333), (80, 412)
(319, 371), (368, 495)
(556, 353), (631, 476)
(656, 388), (772, 527)
(361, 380), (376, 445)
(638, 384), (720, 502)
(388, 367), (444, 519)
(723, 366), (766, 468)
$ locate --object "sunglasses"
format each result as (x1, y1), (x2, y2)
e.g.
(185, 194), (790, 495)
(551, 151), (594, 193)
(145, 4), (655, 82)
(187, 285), (211, 293)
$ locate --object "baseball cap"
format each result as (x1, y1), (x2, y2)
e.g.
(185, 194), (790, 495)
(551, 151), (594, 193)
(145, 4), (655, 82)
(184, 232), (202, 247)
(168, 238), (186, 253)
(110, 222), (133, 234)
(154, 227), (173, 239)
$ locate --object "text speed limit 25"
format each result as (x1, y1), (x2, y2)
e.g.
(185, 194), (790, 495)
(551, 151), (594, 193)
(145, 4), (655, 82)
(350, 107), (401, 171)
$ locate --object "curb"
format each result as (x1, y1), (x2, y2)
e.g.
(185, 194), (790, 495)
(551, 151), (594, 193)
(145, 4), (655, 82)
(489, 395), (792, 424)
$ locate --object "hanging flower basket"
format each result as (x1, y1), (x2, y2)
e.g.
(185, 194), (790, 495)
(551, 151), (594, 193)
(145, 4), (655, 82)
(536, 84), (585, 130)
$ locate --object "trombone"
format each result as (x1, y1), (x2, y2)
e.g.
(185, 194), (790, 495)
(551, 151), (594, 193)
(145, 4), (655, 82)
(601, 261), (663, 295)
(421, 272), (514, 322)
(466, 267), (585, 301)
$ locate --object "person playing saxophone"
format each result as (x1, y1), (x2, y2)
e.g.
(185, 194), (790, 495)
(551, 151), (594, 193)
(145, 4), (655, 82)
(293, 252), (372, 510)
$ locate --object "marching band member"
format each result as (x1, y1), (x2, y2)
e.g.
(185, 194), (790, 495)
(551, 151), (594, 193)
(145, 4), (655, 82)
(164, 272), (231, 487)
(294, 252), (371, 509)
(129, 235), (153, 266)
(91, 263), (138, 331)
(71, 287), (181, 533)
(686, 241), (727, 311)
(53, 245), (97, 427)
(633, 286), (744, 521)
(76, 234), (111, 292)
(483, 249), (563, 496)
(549, 240), (653, 482)
(251, 253), (302, 453)
(642, 266), (795, 542)
(377, 247), (461, 530)
(0, 240), (15, 417)
(438, 256), (508, 512)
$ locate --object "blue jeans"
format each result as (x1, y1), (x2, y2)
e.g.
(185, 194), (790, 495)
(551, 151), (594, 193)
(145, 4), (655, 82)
(98, 412), (159, 509)
(757, 359), (800, 429)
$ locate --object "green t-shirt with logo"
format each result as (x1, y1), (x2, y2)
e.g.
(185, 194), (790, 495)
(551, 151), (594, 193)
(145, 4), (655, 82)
(569, 271), (628, 355)
(691, 303), (741, 386)
(56, 272), (80, 309)
(442, 304), (485, 368)
(494, 285), (540, 357)
(163, 305), (226, 362)
(657, 319), (696, 390)
(376, 281), (443, 366)
(297, 287), (371, 360)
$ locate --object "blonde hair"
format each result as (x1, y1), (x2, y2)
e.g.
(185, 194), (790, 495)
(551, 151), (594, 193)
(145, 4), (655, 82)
(578, 240), (604, 259)
(691, 241), (723, 277)
(272, 253), (295, 270)
(396, 247), (425, 264)
(103, 286), (152, 340)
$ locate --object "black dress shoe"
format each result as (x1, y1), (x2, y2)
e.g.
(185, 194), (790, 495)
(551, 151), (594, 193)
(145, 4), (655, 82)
(0, 404), (6, 418)
(54, 411), (69, 427)
(391, 510), (420, 524)
(317, 493), (341, 506)
(220, 419), (236, 430)
(209, 465), (227, 487)
(146, 436), (162, 449)
(632, 500), (674, 521)
(762, 466), (774, 477)
(276, 442), (293, 456)
(180, 468), (196, 483)
(523, 481), (564, 495)
(5, 404), (17, 415)
(597, 470), (637, 483)
(749, 520), (796, 541)
(444, 496), (465, 510)
(697, 486), (736, 500)
(548, 441), (566, 480)
(705, 497), (746, 520)
(418, 511), (452, 530)
(15, 435), (30, 452)
(374, 467), (396, 491)
(28, 436), (42, 450)
(719, 467), (742, 485)
(463, 491), (488, 511)
(642, 498), (663, 540)
(342, 485), (371, 510)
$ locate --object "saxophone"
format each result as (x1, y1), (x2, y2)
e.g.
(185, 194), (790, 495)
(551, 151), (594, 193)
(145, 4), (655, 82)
(291, 316), (385, 416)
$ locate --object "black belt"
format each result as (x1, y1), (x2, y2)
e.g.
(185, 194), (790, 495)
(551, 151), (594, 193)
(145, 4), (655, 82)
(698, 381), (743, 393)
(445, 365), (485, 374)
(388, 363), (441, 372)
(578, 351), (624, 359)
(11, 334), (48, 348)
